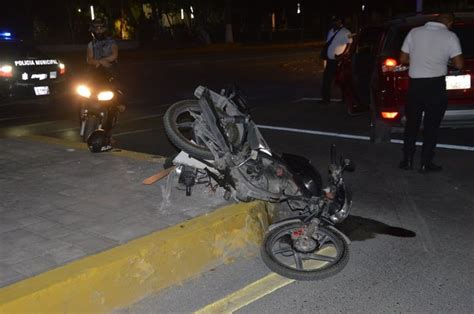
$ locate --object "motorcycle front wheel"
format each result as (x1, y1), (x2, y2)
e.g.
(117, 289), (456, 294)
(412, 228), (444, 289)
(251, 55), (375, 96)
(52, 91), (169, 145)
(261, 223), (349, 281)
(163, 99), (243, 160)
(83, 116), (99, 143)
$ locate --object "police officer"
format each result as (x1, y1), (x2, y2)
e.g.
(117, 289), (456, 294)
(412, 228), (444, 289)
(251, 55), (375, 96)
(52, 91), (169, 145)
(85, 18), (124, 152)
(399, 13), (464, 173)
(86, 17), (118, 75)
(319, 16), (352, 105)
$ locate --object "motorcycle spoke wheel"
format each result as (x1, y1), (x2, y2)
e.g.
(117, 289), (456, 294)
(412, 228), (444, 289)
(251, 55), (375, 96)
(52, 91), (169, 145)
(261, 223), (349, 281)
(163, 100), (215, 160)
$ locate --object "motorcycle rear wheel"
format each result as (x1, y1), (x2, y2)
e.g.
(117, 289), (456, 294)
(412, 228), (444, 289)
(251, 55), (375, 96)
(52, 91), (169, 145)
(163, 99), (243, 160)
(261, 223), (349, 281)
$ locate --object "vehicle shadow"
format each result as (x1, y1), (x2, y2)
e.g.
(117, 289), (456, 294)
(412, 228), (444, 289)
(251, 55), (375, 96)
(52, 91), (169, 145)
(338, 215), (416, 242)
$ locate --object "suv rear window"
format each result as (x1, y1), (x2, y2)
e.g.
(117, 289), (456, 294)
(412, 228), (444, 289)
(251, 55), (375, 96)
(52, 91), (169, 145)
(452, 25), (474, 57)
(381, 26), (410, 57)
(356, 28), (383, 55)
(382, 22), (474, 58)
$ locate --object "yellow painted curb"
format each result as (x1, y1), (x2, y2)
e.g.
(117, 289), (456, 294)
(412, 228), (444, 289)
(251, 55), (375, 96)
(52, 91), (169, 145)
(0, 201), (270, 313)
(20, 134), (166, 163)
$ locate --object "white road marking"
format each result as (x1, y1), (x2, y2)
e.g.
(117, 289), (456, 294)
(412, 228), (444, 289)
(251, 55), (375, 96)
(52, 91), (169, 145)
(257, 124), (370, 140)
(390, 139), (474, 152)
(128, 113), (165, 122)
(0, 115), (41, 122)
(293, 97), (342, 102)
(257, 125), (474, 152)
(114, 128), (153, 136)
(44, 127), (79, 134)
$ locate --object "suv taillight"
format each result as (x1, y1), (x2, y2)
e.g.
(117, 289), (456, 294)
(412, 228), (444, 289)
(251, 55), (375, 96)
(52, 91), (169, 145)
(381, 58), (408, 73)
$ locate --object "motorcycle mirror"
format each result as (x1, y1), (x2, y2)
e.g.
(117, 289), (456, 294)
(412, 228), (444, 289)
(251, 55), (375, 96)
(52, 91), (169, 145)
(343, 158), (356, 172)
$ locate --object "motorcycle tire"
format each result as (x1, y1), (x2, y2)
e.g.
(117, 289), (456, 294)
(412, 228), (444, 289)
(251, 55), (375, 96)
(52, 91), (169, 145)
(261, 223), (349, 281)
(164, 99), (244, 160)
(163, 100), (214, 160)
(83, 116), (99, 143)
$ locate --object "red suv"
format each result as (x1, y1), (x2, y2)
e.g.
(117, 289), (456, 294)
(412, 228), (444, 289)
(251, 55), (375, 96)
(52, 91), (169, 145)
(336, 13), (474, 142)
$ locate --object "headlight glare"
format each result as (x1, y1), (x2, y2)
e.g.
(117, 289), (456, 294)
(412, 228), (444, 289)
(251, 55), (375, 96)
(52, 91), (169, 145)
(98, 91), (114, 101)
(76, 85), (91, 98)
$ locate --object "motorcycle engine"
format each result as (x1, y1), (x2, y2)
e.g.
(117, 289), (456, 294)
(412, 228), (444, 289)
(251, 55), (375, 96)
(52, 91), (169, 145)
(230, 155), (300, 202)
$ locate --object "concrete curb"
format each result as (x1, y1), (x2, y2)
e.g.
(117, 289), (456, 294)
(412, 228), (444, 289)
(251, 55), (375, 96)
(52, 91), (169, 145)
(0, 201), (270, 313)
(21, 135), (166, 163)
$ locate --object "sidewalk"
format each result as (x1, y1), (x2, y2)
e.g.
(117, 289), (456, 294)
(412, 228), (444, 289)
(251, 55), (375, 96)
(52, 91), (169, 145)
(0, 136), (232, 287)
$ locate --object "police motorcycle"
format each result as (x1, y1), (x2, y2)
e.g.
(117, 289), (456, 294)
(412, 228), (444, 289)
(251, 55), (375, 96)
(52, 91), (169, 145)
(75, 67), (123, 152)
(163, 86), (355, 280)
(75, 17), (123, 152)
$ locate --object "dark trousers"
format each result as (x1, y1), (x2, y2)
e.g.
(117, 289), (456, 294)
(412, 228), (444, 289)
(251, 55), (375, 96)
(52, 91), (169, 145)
(321, 59), (338, 102)
(403, 76), (447, 165)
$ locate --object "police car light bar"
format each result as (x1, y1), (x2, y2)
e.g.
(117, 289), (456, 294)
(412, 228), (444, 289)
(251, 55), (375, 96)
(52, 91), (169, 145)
(0, 31), (12, 39)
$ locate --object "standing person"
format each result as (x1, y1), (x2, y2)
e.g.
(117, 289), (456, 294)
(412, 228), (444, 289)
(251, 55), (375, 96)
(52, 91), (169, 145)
(399, 13), (464, 173)
(319, 16), (352, 105)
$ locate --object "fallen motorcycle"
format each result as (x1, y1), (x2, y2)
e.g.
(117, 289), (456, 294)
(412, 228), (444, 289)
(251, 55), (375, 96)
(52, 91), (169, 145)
(163, 85), (354, 280)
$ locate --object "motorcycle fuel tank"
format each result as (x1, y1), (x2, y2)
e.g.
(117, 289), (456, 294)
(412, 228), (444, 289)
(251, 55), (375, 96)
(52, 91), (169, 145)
(281, 153), (322, 197)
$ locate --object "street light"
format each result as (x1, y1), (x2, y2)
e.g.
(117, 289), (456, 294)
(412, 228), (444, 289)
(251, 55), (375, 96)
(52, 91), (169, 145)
(90, 5), (95, 20)
(297, 3), (301, 14)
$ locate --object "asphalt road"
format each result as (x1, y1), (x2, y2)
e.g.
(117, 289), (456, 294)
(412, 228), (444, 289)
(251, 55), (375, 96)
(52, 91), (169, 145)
(1, 46), (473, 313)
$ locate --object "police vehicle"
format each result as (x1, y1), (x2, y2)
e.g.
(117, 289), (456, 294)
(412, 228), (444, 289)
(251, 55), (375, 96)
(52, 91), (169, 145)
(0, 31), (67, 101)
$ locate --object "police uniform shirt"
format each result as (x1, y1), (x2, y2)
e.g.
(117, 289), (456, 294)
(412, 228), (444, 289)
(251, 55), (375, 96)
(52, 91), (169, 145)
(327, 27), (352, 60)
(88, 37), (116, 60)
(401, 21), (462, 79)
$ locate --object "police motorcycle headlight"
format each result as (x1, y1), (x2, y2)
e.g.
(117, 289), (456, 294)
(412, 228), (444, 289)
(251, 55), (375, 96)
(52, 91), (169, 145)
(97, 91), (114, 101)
(76, 85), (91, 98)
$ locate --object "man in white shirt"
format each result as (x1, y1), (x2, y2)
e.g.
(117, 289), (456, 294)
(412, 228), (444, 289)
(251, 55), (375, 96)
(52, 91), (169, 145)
(319, 16), (352, 104)
(399, 13), (464, 173)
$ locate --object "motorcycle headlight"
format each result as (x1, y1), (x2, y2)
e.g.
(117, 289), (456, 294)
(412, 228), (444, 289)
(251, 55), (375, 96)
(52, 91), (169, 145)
(97, 91), (114, 101)
(76, 85), (91, 98)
